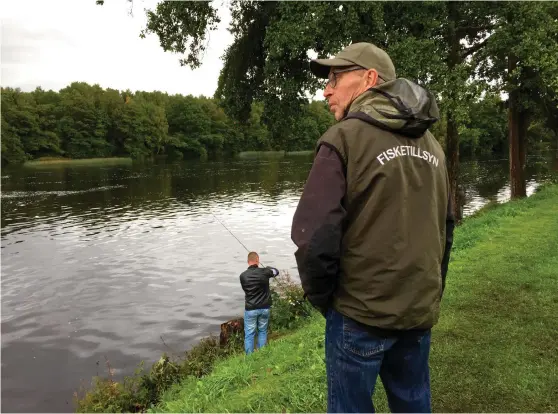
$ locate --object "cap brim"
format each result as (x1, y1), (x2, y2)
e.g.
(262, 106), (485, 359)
(309, 58), (356, 79)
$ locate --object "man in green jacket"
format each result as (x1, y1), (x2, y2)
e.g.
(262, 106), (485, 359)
(291, 42), (455, 413)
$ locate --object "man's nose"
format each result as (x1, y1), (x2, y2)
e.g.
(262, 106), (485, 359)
(323, 83), (333, 98)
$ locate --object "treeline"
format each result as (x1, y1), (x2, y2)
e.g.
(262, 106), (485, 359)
(1, 82), (336, 165)
(3, 82), (555, 167)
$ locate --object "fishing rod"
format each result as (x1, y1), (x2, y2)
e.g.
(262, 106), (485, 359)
(210, 212), (267, 266)
(210, 212), (313, 317)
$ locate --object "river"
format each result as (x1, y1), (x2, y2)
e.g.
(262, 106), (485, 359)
(1, 151), (557, 412)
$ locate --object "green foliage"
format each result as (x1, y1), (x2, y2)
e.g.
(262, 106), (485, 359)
(243, 102), (271, 151)
(269, 271), (315, 331)
(478, 2), (558, 104)
(137, 2), (497, 143)
(74, 361), (149, 413)
(133, 0), (557, 209)
(1, 83), (334, 165)
(1, 87), (62, 166)
(57, 82), (111, 159)
(459, 93), (508, 156)
(141, 2), (221, 69)
(90, 1), (558, 203)
(1, 117), (28, 165)
(75, 332), (245, 413)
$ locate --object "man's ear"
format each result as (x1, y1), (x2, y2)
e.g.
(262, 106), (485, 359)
(365, 69), (379, 88)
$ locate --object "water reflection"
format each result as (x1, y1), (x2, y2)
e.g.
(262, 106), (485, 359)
(1, 151), (556, 412)
(460, 155), (557, 215)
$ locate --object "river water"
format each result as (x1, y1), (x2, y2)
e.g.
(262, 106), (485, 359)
(1, 151), (557, 412)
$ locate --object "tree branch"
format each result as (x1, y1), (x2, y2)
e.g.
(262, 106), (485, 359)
(456, 25), (494, 36)
(461, 37), (490, 60)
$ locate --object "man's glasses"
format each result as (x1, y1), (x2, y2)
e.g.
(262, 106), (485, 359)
(327, 66), (386, 88)
(327, 66), (365, 88)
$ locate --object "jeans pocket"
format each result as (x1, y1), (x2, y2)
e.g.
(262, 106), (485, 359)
(342, 315), (385, 358)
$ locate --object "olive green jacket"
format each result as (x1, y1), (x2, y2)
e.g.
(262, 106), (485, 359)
(291, 78), (455, 331)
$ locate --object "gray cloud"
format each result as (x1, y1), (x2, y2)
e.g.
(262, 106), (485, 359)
(1, 19), (76, 64)
(0, 0), (233, 96)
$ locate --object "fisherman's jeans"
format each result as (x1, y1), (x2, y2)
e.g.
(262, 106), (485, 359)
(325, 308), (432, 413)
(244, 308), (270, 355)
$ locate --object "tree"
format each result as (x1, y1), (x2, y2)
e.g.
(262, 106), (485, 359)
(477, 1), (558, 198)
(378, 2), (503, 219)
(243, 102), (271, 151)
(1, 87), (62, 160)
(57, 82), (111, 158)
(136, 1), (507, 220)
(459, 93), (507, 156)
(1, 116), (27, 166)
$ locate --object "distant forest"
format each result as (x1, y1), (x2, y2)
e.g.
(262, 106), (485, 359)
(2, 81), (555, 167)
(1, 82), (336, 165)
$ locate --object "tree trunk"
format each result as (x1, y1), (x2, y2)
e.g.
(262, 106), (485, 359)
(219, 317), (244, 347)
(508, 55), (527, 199)
(446, 115), (461, 219)
(446, 2), (462, 220)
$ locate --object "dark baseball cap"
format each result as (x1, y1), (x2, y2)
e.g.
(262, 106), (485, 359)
(310, 42), (396, 81)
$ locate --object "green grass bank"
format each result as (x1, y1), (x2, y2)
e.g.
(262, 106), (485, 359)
(23, 157), (133, 167)
(154, 184), (558, 413)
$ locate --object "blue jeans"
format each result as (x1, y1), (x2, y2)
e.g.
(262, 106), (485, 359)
(244, 308), (270, 354)
(325, 308), (432, 413)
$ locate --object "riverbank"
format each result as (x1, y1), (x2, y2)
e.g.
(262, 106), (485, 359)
(236, 150), (314, 159)
(19, 152), (313, 166)
(153, 184), (558, 413)
(74, 273), (314, 413)
(23, 157), (133, 167)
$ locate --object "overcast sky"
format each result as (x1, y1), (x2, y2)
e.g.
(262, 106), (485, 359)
(1, 0), (234, 97)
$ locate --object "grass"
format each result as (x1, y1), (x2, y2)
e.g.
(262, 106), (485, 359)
(285, 150), (314, 156)
(236, 150), (314, 158)
(236, 151), (286, 159)
(23, 157), (132, 167)
(154, 184), (558, 413)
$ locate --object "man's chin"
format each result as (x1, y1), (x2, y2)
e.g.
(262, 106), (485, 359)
(328, 105), (343, 121)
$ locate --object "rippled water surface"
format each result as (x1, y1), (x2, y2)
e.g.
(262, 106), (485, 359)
(1, 152), (557, 412)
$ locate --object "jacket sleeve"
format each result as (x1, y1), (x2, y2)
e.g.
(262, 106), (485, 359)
(441, 191), (455, 297)
(291, 144), (346, 314)
(265, 266), (279, 278)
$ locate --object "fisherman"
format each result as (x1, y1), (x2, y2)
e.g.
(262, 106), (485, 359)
(291, 42), (455, 413)
(239, 251), (280, 355)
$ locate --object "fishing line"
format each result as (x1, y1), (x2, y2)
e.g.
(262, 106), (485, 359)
(210, 211), (281, 272)
(210, 211), (313, 318)
(210, 213), (290, 287)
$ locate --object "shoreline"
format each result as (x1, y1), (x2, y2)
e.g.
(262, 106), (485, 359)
(22, 157), (133, 166)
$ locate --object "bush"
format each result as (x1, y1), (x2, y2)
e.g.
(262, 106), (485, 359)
(269, 270), (315, 331)
(75, 333), (244, 413)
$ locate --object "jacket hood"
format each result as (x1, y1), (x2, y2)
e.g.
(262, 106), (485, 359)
(344, 78), (440, 138)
